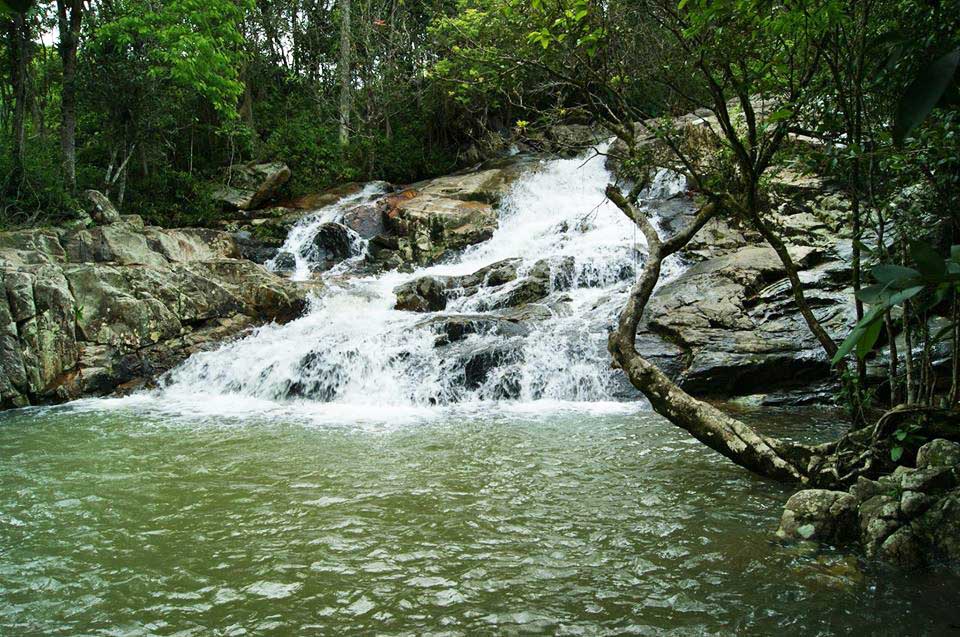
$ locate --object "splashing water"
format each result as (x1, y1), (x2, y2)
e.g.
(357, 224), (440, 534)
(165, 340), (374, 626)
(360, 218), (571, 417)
(266, 182), (389, 281)
(153, 150), (688, 418)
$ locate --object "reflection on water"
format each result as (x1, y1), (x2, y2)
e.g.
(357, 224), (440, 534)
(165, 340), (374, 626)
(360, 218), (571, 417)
(2, 404), (959, 635)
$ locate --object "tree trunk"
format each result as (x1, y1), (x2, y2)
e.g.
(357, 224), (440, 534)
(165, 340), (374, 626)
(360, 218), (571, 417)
(338, 0), (351, 146)
(746, 208), (839, 360)
(604, 184), (825, 483)
(57, 0), (83, 194)
(7, 12), (29, 179)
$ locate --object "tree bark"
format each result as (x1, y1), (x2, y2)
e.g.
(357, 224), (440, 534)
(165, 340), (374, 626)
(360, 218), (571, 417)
(605, 184), (823, 483)
(57, 0), (83, 193)
(338, 0), (351, 146)
(7, 12), (29, 179)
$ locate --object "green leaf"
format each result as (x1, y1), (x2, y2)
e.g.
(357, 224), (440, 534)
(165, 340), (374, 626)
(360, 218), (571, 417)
(856, 319), (883, 360)
(857, 283), (888, 305)
(872, 264), (921, 286)
(894, 48), (960, 145)
(767, 108), (794, 123)
(910, 241), (947, 279)
(951, 245), (960, 263)
(891, 446), (904, 462)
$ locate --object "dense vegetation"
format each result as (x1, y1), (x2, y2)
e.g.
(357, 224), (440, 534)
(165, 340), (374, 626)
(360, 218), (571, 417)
(1, 0), (460, 226)
(1, 0), (959, 416)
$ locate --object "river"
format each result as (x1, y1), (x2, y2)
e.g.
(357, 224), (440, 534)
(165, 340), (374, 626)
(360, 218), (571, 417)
(2, 151), (959, 635)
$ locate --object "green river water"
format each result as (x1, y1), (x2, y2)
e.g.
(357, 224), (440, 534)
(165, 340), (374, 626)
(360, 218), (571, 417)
(2, 401), (959, 635)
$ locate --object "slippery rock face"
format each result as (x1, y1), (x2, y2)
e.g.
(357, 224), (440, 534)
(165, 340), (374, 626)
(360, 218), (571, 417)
(0, 221), (306, 408)
(212, 162), (291, 211)
(643, 245), (855, 397)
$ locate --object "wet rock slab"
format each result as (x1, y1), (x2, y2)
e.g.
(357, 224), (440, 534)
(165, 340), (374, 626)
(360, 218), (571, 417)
(0, 221), (307, 408)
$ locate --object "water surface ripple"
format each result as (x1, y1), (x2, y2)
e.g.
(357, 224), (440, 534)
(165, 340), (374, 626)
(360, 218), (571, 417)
(2, 406), (958, 635)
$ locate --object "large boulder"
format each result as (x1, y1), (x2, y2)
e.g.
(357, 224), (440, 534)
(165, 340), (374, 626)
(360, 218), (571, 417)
(84, 190), (121, 225)
(411, 168), (518, 205)
(383, 190), (498, 266)
(0, 221), (306, 408)
(311, 222), (356, 269)
(777, 489), (859, 544)
(641, 245), (855, 398)
(212, 162), (291, 211)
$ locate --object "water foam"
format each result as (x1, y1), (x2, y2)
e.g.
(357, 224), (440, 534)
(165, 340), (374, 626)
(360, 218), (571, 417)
(149, 149), (688, 420)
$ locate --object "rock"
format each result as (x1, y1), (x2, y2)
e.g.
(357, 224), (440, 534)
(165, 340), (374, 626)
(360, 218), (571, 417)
(0, 222), (306, 408)
(384, 190), (498, 266)
(776, 489), (858, 545)
(212, 162), (291, 210)
(395, 276), (448, 312)
(312, 223), (356, 270)
(899, 467), (958, 493)
(419, 314), (530, 345)
(282, 182), (363, 210)
(0, 228), (66, 267)
(84, 190), (121, 225)
(859, 494), (902, 556)
(878, 527), (924, 568)
(547, 124), (603, 156)
(63, 222), (170, 268)
(641, 244), (853, 398)
(393, 259), (553, 313)
(917, 439), (960, 469)
(342, 202), (387, 239)
(413, 168), (517, 205)
(900, 490), (931, 518)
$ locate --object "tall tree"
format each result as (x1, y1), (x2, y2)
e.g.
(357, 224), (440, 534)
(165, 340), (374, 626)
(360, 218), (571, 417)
(56, 0), (82, 193)
(5, 8), (29, 179)
(338, 0), (351, 145)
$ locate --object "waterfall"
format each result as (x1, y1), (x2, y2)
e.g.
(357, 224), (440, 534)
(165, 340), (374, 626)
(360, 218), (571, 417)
(151, 149), (687, 417)
(265, 182), (389, 280)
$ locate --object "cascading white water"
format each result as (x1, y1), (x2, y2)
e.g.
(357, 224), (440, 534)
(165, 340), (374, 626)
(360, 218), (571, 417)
(266, 182), (389, 280)
(151, 149), (687, 418)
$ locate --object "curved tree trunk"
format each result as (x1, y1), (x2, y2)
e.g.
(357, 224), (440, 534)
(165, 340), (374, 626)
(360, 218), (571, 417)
(605, 185), (835, 484)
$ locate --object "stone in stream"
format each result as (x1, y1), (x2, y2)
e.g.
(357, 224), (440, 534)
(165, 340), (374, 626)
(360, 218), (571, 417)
(776, 439), (960, 569)
(393, 258), (559, 314)
(776, 489), (859, 544)
(311, 222), (356, 269)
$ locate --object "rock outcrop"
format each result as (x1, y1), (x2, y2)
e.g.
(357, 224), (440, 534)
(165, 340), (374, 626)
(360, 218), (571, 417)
(84, 190), (121, 225)
(212, 161), (291, 211)
(0, 221), (306, 408)
(367, 168), (523, 269)
(777, 439), (960, 569)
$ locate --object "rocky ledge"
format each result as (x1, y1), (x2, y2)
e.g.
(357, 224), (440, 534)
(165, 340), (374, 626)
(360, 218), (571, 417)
(0, 215), (306, 408)
(778, 438), (960, 569)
